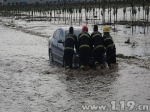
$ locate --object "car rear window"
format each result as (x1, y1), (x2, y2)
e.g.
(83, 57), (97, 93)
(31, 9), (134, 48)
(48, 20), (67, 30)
(65, 30), (91, 39)
(65, 30), (82, 37)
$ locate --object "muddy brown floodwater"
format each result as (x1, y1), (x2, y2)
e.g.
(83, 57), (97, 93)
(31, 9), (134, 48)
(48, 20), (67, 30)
(0, 24), (150, 112)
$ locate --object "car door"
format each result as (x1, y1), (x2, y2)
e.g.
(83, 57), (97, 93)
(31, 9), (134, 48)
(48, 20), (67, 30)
(51, 29), (60, 61)
(57, 29), (65, 64)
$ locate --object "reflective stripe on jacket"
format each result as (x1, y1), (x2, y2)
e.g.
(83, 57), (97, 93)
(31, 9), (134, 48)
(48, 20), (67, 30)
(103, 33), (115, 49)
(64, 33), (79, 52)
(78, 32), (91, 49)
(90, 31), (104, 51)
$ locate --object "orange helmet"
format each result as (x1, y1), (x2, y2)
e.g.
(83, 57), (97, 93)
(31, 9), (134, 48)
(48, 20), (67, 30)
(82, 25), (88, 32)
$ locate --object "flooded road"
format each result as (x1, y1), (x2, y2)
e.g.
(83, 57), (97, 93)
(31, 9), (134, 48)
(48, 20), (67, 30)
(0, 24), (150, 112)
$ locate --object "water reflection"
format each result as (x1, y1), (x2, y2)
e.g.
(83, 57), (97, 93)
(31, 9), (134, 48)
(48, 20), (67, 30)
(123, 26), (150, 35)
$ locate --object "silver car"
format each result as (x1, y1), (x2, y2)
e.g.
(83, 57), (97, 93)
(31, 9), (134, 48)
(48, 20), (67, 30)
(48, 27), (91, 68)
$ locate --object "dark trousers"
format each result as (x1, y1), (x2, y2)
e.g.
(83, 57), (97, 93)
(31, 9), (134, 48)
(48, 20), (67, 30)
(79, 47), (90, 68)
(106, 48), (116, 67)
(93, 48), (104, 66)
(64, 49), (74, 69)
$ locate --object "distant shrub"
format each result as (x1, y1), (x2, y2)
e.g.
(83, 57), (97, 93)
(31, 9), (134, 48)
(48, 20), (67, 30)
(117, 54), (137, 59)
(125, 38), (131, 44)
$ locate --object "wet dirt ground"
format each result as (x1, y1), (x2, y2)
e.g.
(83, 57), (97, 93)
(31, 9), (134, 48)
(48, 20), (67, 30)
(0, 23), (150, 112)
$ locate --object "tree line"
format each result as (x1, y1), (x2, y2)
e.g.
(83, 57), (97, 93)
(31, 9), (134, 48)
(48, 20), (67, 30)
(0, 0), (149, 26)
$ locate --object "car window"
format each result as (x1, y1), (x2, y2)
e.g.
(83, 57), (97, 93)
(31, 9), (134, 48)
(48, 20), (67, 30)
(53, 30), (57, 39)
(59, 29), (64, 40)
(65, 30), (91, 38)
(53, 30), (60, 40)
(65, 30), (81, 37)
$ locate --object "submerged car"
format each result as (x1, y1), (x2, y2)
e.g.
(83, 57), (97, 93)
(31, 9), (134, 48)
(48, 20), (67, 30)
(48, 27), (92, 68)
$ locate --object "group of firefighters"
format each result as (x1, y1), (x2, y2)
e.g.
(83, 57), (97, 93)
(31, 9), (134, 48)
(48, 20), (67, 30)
(64, 25), (117, 71)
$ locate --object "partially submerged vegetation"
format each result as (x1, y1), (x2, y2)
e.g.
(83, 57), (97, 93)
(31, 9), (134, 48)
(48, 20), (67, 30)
(0, 0), (149, 26)
(125, 38), (131, 44)
(117, 54), (137, 59)
(118, 20), (150, 26)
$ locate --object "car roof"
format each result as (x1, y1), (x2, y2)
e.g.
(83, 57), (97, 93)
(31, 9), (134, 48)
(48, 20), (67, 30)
(58, 27), (92, 36)
(59, 27), (82, 31)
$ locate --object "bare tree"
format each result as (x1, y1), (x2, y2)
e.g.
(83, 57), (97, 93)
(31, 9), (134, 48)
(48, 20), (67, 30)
(142, 0), (145, 21)
(69, 7), (73, 26)
(138, 7), (140, 20)
(123, 7), (126, 21)
(98, 0), (101, 22)
(79, 6), (82, 25)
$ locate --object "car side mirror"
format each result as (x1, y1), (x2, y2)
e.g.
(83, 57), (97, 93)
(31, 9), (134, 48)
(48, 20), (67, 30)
(57, 39), (63, 43)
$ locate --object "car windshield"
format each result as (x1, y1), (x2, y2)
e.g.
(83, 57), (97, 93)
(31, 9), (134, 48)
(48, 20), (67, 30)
(65, 30), (81, 37)
(65, 30), (91, 38)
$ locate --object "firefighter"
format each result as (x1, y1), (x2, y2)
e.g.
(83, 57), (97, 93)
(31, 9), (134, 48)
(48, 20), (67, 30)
(64, 27), (78, 70)
(103, 26), (117, 69)
(78, 25), (91, 71)
(90, 25), (105, 71)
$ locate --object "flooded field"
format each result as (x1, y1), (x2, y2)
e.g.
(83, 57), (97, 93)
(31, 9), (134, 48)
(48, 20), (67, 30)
(0, 9), (150, 112)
